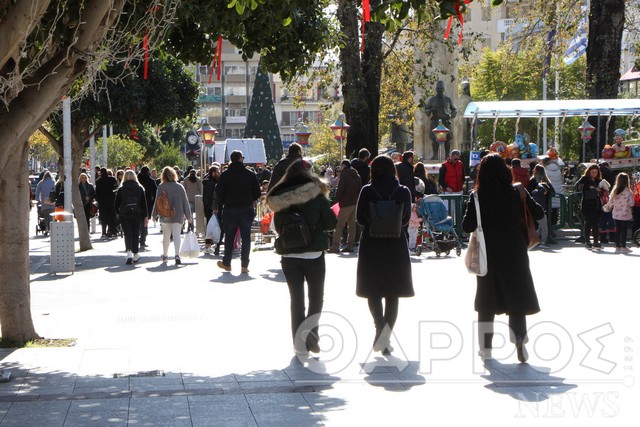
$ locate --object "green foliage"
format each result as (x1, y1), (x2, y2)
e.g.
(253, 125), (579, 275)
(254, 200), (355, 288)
(306, 106), (343, 167)
(153, 141), (183, 171)
(380, 47), (418, 144)
(91, 135), (146, 170)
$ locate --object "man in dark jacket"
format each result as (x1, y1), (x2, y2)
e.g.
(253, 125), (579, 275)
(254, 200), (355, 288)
(351, 148), (371, 186)
(137, 166), (157, 248)
(202, 164), (221, 254)
(268, 143), (302, 191)
(215, 150), (261, 273)
(396, 151), (417, 200)
(328, 160), (361, 252)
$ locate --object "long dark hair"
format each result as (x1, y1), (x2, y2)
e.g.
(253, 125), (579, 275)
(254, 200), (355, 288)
(370, 155), (397, 181)
(612, 172), (630, 197)
(476, 153), (512, 197)
(414, 162), (427, 178)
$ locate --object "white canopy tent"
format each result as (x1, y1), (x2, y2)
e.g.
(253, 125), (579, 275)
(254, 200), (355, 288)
(463, 99), (640, 118)
(462, 99), (640, 156)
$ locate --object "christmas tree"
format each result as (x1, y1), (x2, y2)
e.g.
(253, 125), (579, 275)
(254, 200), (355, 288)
(244, 60), (283, 162)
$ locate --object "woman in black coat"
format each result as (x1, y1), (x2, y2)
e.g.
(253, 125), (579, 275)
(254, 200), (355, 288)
(356, 155), (414, 355)
(95, 168), (118, 238)
(575, 164), (603, 248)
(114, 170), (148, 264)
(462, 154), (544, 363)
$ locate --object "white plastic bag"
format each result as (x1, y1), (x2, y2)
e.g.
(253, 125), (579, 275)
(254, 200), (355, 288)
(205, 215), (221, 242)
(464, 193), (487, 276)
(179, 231), (200, 258)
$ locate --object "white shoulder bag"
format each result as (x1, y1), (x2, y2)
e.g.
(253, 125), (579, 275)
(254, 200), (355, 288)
(464, 193), (488, 276)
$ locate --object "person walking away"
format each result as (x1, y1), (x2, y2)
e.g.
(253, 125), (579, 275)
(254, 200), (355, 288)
(356, 155), (414, 355)
(266, 159), (337, 355)
(137, 166), (157, 248)
(95, 168), (118, 238)
(182, 168), (202, 232)
(35, 170), (56, 234)
(351, 148), (371, 185)
(328, 160), (361, 253)
(78, 172), (96, 229)
(268, 143), (303, 191)
(202, 165), (221, 254)
(527, 165), (555, 248)
(542, 149), (564, 232)
(575, 164), (604, 249)
(461, 154), (544, 363)
(152, 166), (192, 265)
(215, 150), (261, 273)
(603, 172), (634, 253)
(114, 170), (148, 264)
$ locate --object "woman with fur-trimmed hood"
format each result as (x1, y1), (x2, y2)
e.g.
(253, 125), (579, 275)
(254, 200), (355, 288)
(266, 159), (337, 356)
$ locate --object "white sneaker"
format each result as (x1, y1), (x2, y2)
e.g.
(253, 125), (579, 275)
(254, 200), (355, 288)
(126, 250), (132, 258)
(132, 253), (141, 263)
(204, 247), (214, 254)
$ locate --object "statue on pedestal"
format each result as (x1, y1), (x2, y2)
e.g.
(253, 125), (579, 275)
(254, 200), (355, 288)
(424, 80), (457, 160)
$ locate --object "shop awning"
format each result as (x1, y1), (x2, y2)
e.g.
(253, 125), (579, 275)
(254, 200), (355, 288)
(463, 99), (640, 119)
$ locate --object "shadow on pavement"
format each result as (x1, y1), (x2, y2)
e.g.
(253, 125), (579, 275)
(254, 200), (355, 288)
(362, 359), (426, 391)
(481, 359), (577, 402)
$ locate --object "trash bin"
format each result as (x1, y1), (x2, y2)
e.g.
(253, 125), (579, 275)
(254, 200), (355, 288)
(50, 211), (75, 274)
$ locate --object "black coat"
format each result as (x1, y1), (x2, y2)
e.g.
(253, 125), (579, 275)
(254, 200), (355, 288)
(215, 161), (261, 210)
(396, 160), (417, 199)
(202, 175), (218, 216)
(137, 171), (157, 218)
(95, 176), (118, 213)
(114, 181), (148, 220)
(462, 187), (543, 315)
(355, 176), (414, 298)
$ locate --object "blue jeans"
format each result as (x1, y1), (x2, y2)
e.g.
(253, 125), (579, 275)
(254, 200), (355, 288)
(222, 207), (254, 268)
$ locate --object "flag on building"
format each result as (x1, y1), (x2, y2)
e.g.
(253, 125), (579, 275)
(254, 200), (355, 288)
(563, 0), (589, 65)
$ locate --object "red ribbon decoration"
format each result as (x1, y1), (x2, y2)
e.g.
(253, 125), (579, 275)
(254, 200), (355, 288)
(443, 0), (470, 46)
(216, 35), (223, 81)
(143, 35), (149, 79)
(361, 0), (370, 53)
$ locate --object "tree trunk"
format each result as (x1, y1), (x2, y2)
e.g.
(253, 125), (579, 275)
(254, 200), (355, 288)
(0, 143), (40, 343)
(362, 16), (385, 158)
(0, 0), (125, 343)
(586, 0), (625, 160)
(71, 132), (93, 251)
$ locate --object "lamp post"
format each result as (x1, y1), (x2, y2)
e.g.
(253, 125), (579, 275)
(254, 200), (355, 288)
(578, 120), (595, 162)
(294, 120), (312, 156)
(330, 113), (350, 161)
(432, 119), (450, 162)
(197, 118), (219, 170)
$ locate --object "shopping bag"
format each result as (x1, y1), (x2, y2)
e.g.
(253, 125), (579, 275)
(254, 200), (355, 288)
(205, 215), (221, 242)
(179, 231), (200, 258)
(464, 193), (487, 276)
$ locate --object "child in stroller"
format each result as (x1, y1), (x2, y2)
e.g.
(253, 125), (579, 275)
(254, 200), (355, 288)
(35, 202), (51, 236)
(415, 195), (463, 257)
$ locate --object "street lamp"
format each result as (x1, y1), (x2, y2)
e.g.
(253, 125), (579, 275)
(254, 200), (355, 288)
(294, 120), (312, 156)
(330, 113), (350, 160)
(197, 118), (219, 170)
(432, 119), (450, 162)
(578, 120), (595, 162)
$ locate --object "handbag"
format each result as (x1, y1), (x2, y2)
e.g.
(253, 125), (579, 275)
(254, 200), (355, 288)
(205, 215), (221, 241)
(89, 201), (99, 218)
(464, 193), (487, 276)
(514, 184), (541, 250)
(179, 231), (200, 258)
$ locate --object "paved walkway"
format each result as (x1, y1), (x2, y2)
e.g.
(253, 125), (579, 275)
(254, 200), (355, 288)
(0, 213), (638, 426)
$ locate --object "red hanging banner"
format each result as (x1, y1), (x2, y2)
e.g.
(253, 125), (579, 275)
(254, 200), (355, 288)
(143, 35), (149, 80)
(216, 35), (223, 81)
(361, 0), (370, 53)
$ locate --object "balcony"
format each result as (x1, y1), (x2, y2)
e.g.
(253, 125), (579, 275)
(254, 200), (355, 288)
(497, 18), (515, 34)
(226, 116), (247, 124)
(199, 95), (223, 103)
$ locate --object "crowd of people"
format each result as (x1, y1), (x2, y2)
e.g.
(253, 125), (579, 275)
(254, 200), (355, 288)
(31, 141), (640, 361)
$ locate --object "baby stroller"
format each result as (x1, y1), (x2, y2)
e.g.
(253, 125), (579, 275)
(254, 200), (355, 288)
(415, 195), (463, 257)
(35, 202), (49, 236)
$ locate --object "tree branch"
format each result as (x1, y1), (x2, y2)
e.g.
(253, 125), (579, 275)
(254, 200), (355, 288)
(0, 0), (51, 72)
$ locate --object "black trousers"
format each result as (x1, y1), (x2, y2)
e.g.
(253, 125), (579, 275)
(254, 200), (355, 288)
(367, 297), (399, 334)
(582, 202), (601, 244)
(477, 312), (527, 351)
(615, 219), (629, 248)
(121, 218), (141, 254)
(281, 254), (326, 347)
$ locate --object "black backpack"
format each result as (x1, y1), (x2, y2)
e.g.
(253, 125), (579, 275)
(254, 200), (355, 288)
(276, 207), (311, 252)
(119, 186), (142, 218)
(368, 186), (403, 239)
